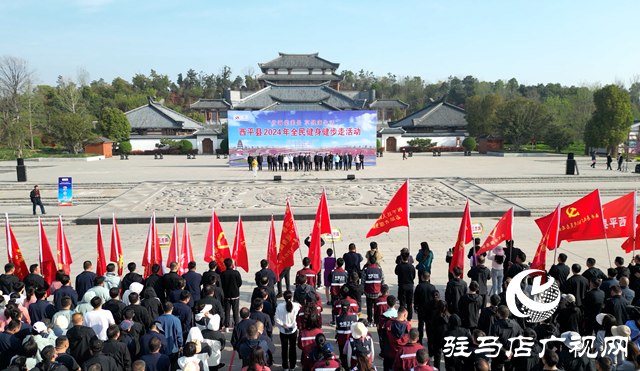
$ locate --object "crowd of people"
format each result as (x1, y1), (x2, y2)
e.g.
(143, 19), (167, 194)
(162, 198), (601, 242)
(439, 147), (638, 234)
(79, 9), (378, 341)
(246, 152), (367, 172)
(0, 238), (639, 371)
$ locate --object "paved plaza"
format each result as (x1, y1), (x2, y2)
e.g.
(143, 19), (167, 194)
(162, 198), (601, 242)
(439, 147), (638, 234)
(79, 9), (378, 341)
(1, 153), (639, 370)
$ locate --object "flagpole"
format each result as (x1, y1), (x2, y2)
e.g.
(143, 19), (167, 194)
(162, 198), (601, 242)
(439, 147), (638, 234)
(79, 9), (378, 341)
(634, 191), (637, 258)
(597, 189), (613, 268)
(407, 178), (411, 253)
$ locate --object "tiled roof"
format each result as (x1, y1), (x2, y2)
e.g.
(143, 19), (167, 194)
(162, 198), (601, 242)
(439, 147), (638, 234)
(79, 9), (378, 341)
(378, 127), (406, 134)
(369, 99), (409, 109)
(256, 73), (343, 82)
(126, 97), (203, 130)
(389, 97), (467, 129)
(195, 125), (223, 135)
(190, 99), (231, 110)
(258, 53), (340, 70)
(233, 83), (366, 111)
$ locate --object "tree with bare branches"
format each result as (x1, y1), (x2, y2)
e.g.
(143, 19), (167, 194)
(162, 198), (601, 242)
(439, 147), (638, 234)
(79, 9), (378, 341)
(0, 55), (35, 157)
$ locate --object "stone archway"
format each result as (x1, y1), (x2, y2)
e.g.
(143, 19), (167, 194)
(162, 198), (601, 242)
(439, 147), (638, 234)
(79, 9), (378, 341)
(386, 136), (397, 152)
(202, 138), (214, 154)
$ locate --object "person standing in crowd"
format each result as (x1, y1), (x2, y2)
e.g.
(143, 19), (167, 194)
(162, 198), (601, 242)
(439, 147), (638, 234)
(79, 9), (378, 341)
(296, 257), (317, 289)
(363, 256), (384, 327)
(615, 256), (631, 279)
(467, 256), (490, 308)
(490, 306), (523, 371)
(445, 266), (467, 315)
(76, 261), (97, 301)
(247, 153), (254, 172)
(30, 185), (46, 215)
(394, 250), (415, 322)
(415, 242), (433, 274)
(322, 248), (336, 305)
(548, 253), (570, 289)
(23, 264), (49, 292)
(256, 152), (263, 171)
(220, 258), (242, 331)
(255, 259), (278, 292)
(502, 240), (522, 274)
(359, 152), (365, 170)
(413, 271), (435, 346)
(0, 263), (21, 295)
(384, 307), (411, 371)
(563, 263), (589, 308)
(467, 238), (486, 268)
(343, 243), (363, 279)
(583, 257), (607, 282)
(275, 291), (300, 371)
(506, 251), (528, 289)
(365, 242), (384, 266)
(335, 300), (358, 366)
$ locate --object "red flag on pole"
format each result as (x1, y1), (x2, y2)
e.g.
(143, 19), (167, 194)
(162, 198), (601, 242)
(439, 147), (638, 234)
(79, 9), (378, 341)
(600, 191), (636, 239)
(38, 217), (57, 287)
(179, 219), (194, 275)
(532, 204), (560, 274)
(204, 209), (231, 272)
(366, 181), (410, 238)
(309, 190), (332, 275)
(622, 214), (640, 253)
(449, 200), (472, 274)
(477, 208), (514, 256)
(5, 214), (28, 280)
(166, 216), (180, 268)
(109, 214), (123, 276)
(142, 213), (162, 278)
(56, 216), (72, 275)
(277, 200), (300, 278)
(535, 189), (606, 245)
(232, 216), (249, 273)
(96, 217), (107, 277)
(267, 215), (279, 278)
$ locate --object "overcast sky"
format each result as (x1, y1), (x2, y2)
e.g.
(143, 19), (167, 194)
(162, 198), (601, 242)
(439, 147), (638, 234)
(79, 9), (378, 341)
(2, 0), (638, 88)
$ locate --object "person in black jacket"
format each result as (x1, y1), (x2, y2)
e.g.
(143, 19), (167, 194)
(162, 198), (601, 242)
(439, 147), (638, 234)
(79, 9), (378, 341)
(182, 261), (202, 303)
(141, 287), (163, 322)
(254, 260), (278, 291)
(75, 261), (97, 300)
(443, 314), (471, 371)
(445, 266), (467, 315)
(467, 256), (490, 308)
(231, 307), (257, 350)
(251, 277), (276, 317)
(124, 292), (153, 332)
(23, 264), (49, 292)
(548, 253), (570, 289)
(82, 338), (119, 371)
(603, 285), (630, 325)
(394, 250), (416, 321)
(247, 154), (254, 171)
(143, 264), (165, 302)
(220, 258), (242, 329)
(30, 185), (45, 215)
(67, 313), (98, 366)
(103, 288), (126, 324)
(478, 294), (500, 335)
(102, 325), (131, 371)
(35, 345), (69, 371)
(0, 263), (21, 296)
(162, 262), (182, 298)
(583, 277), (605, 335)
(256, 153), (263, 171)
(201, 261), (221, 288)
(505, 251), (528, 289)
(489, 306), (523, 371)
(556, 294), (582, 334)
(413, 271), (436, 345)
(458, 281), (483, 332)
(563, 263), (589, 307)
(502, 240), (522, 273)
(344, 272), (364, 314)
(582, 257), (607, 282)
(615, 256), (631, 279)
(197, 285), (226, 326)
(122, 263), (143, 293)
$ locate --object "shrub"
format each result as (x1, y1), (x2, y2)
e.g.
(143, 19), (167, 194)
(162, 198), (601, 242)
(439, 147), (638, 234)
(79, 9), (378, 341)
(462, 138), (476, 151)
(179, 140), (193, 154)
(32, 137), (42, 147)
(430, 146), (465, 152)
(220, 139), (228, 153)
(407, 138), (437, 151)
(376, 139), (381, 150)
(119, 141), (132, 154)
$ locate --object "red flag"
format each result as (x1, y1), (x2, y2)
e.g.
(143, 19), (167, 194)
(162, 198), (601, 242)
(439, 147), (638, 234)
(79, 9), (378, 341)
(204, 209), (231, 272)
(142, 213), (162, 278)
(535, 189), (606, 245)
(277, 200), (300, 277)
(5, 214), (28, 280)
(601, 192), (636, 239)
(532, 204), (560, 274)
(477, 208), (514, 256)
(166, 216), (180, 268)
(38, 217), (57, 287)
(56, 216), (72, 275)
(449, 200), (472, 274)
(232, 216), (249, 273)
(366, 181), (410, 238)
(622, 214), (640, 253)
(267, 215), (279, 278)
(96, 217), (107, 277)
(109, 214), (123, 276)
(179, 219), (194, 275)
(309, 190), (331, 274)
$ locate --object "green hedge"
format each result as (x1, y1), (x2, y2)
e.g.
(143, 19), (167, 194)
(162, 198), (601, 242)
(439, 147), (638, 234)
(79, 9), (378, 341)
(179, 140), (193, 154)
(119, 141), (132, 154)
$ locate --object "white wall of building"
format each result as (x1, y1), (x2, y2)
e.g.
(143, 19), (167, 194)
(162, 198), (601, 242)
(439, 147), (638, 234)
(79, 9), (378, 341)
(379, 134), (464, 151)
(130, 138), (199, 152)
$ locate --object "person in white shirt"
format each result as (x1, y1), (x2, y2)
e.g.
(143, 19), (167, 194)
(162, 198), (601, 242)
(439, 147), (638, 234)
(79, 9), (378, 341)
(487, 246), (505, 295)
(82, 296), (115, 341)
(275, 290), (301, 371)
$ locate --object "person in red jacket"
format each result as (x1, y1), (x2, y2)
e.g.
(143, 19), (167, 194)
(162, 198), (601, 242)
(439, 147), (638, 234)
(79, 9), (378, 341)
(393, 328), (426, 371)
(335, 300), (358, 366)
(377, 294), (397, 359)
(311, 343), (341, 371)
(411, 348), (438, 371)
(297, 315), (324, 371)
(374, 284), (390, 323)
(331, 286), (358, 324)
(385, 307), (411, 371)
(296, 294), (323, 330)
(363, 256), (384, 327)
(297, 257), (317, 288)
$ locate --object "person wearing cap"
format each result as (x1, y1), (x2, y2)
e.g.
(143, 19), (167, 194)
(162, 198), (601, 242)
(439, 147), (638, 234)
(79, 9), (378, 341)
(557, 331), (593, 371)
(335, 300), (358, 366)
(345, 321), (375, 369)
(30, 185), (45, 215)
(548, 253), (570, 289)
(583, 277), (605, 335)
(486, 246), (505, 296)
(556, 293), (582, 334)
(312, 342), (341, 371)
(28, 321), (58, 361)
(392, 328), (424, 371)
(601, 268), (620, 300)
(603, 285), (631, 326)
(139, 321), (168, 356)
(385, 307), (411, 371)
(82, 338), (119, 371)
